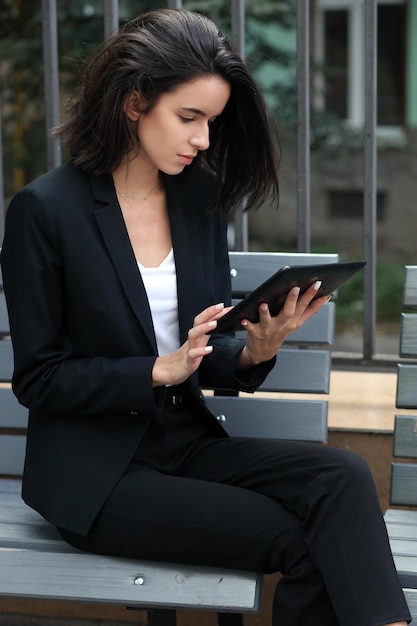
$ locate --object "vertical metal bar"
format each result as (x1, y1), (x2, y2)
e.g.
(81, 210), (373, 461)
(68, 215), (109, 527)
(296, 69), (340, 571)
(296, 0), (310, 253)
(168, 0), (183, 8)
(104, 0), (119, 37)
(42, 0), (61, 170)
(0, 93), (4, 242)
(231, 0), (248, 252)
(363, 0), (377, 361)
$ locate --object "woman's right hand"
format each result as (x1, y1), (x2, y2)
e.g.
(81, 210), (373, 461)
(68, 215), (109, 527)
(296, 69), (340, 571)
(151, 303), (230, 387)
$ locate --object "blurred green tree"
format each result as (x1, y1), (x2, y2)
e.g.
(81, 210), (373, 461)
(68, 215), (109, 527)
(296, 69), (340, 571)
(1, 0), (296, 195)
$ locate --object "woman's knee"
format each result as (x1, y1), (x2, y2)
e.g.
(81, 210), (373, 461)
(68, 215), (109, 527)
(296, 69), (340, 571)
(321, 446), (377, 499)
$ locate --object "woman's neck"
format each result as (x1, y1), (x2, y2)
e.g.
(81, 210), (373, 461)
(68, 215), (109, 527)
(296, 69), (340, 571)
(112, 158), (160, 201)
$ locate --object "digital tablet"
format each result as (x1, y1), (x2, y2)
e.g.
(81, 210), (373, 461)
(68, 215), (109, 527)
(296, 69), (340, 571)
(212, 260), (366, 334)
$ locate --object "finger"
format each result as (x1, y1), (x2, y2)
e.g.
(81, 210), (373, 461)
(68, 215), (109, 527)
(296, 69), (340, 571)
(258, 302), (271, 323)
(214, 305), (234, 319)
(298, 280), (323, 307)
(188, 322), (214, 345)
(188, 345), (213, 360)
(193, 302), (225, 326)
(282, 286), (300, 315)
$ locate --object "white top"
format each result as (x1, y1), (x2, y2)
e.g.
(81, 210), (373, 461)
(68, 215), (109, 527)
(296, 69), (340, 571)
(138, 249), (180, 356)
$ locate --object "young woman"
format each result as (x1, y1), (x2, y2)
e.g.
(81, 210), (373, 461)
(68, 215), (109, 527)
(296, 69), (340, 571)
(1, 9), (410, 626)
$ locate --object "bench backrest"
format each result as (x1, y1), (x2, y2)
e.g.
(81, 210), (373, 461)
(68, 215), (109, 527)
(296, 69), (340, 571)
(0, 251), (338, 479)
(390, 266), (417, 506)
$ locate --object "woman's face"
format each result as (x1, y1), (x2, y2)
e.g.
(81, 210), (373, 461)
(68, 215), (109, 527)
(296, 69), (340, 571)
(129, 75), (231, 175)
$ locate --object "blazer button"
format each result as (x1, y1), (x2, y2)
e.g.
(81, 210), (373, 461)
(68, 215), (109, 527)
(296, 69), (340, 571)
(130, 411), (138, 416)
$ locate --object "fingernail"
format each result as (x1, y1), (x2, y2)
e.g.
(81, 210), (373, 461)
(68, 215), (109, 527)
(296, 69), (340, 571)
(204, 346), (213, 353)
(292, 286), (300, 296)
(214, 303), (224, 310)
(313, 280), (322, 291)
(241, 320), (248, 327)
(207, 320), (217, 328)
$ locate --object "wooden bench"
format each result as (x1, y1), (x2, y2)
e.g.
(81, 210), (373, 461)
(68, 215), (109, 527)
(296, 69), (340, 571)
(384, 265), (417, 623)
(0, 251), (338, 625)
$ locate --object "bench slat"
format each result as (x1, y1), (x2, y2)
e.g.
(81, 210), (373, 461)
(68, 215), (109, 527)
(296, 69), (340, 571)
(390, 538), (417, 558)
(0, 340), (13, 382)
(228, 252), (339, 293)
(0, 521), (67, 551)
(400, 313), (417, 358)
(205, 396), (327, 443)
(0, 293), (10, 336)
(260, 349), (330, 394)
(0, 435), (26, 476)
(0, 387), (28, 428)
(396, 364), (417, 409)
(393, 415), (417, 459)
(390, 463), (417, 506)
(385, 523), (417, 541)
(285, 302), (335, 345)
(0, 503), (49, 526)
(404, 266), (417, 310)
(404, 589), (417, 622)
(393, 555), (417, 590)
(0, 550), (262, 611)
(385, 509), (417, 526)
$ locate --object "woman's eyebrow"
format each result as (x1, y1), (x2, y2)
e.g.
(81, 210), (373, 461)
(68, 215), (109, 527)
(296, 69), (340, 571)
(180, 107), (205, 116)
(180, 107), (220, 121)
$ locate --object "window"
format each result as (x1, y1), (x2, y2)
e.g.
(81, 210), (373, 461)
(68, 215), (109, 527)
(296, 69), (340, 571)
(328, 190), (387, 220)
(314, 0), (406, 128)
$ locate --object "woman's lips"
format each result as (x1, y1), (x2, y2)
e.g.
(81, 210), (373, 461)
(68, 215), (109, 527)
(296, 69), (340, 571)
(178, 155), (194, 165)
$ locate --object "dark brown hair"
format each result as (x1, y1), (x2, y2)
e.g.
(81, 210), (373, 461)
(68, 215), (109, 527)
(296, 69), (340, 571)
(56, 9), (280, 214)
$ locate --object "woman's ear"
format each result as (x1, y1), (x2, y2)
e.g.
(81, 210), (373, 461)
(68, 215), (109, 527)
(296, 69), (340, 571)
(124, 91), (144, 121)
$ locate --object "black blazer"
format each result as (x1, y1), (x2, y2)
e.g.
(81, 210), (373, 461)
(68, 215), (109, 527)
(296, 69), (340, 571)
(1, 162), (274, 535)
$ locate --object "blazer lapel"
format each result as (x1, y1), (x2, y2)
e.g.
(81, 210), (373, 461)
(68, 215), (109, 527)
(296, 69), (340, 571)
(90, 174), (158, 352)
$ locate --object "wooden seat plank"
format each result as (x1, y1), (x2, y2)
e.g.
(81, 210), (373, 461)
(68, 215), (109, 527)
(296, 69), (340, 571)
(0, 387), (28, 428)
(261, 349), (331, 394)
(0, 435), (26, 476)
(396, 364), (417, 409)
(400, 313), (417, 358)
(0, 340), (14, 381)
(0, 550), (262, 611)
(385, 510), (417, 526)
(205, 396), (327, 443)
(228, 252), (339, 293)
(393, 415), (417, 459)
(403, 266), (417, 309)
(390, 463), (417, 507)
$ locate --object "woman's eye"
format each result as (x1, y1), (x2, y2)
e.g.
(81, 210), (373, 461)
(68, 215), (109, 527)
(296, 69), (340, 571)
(179, 116), (195, 123)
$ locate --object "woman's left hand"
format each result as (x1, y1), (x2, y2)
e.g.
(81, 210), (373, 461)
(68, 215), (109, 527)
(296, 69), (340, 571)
(236, 281), (329, 370)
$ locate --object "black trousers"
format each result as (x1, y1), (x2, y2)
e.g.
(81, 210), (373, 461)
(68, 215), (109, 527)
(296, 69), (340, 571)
(59, 394), (411, 626)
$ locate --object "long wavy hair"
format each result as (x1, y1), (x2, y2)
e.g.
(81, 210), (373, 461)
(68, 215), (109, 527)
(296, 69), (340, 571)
(55, 9), (280, 215)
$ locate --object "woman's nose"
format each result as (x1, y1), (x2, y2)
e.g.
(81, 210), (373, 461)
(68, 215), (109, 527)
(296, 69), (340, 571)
(190, 124), (210, 151)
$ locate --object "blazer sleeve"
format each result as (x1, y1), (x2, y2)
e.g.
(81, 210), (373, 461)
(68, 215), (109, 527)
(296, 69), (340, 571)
(1, 184), (162, 417)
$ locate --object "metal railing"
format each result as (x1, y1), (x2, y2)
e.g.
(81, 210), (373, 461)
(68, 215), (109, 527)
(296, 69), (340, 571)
(0, 0), (382, 364)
